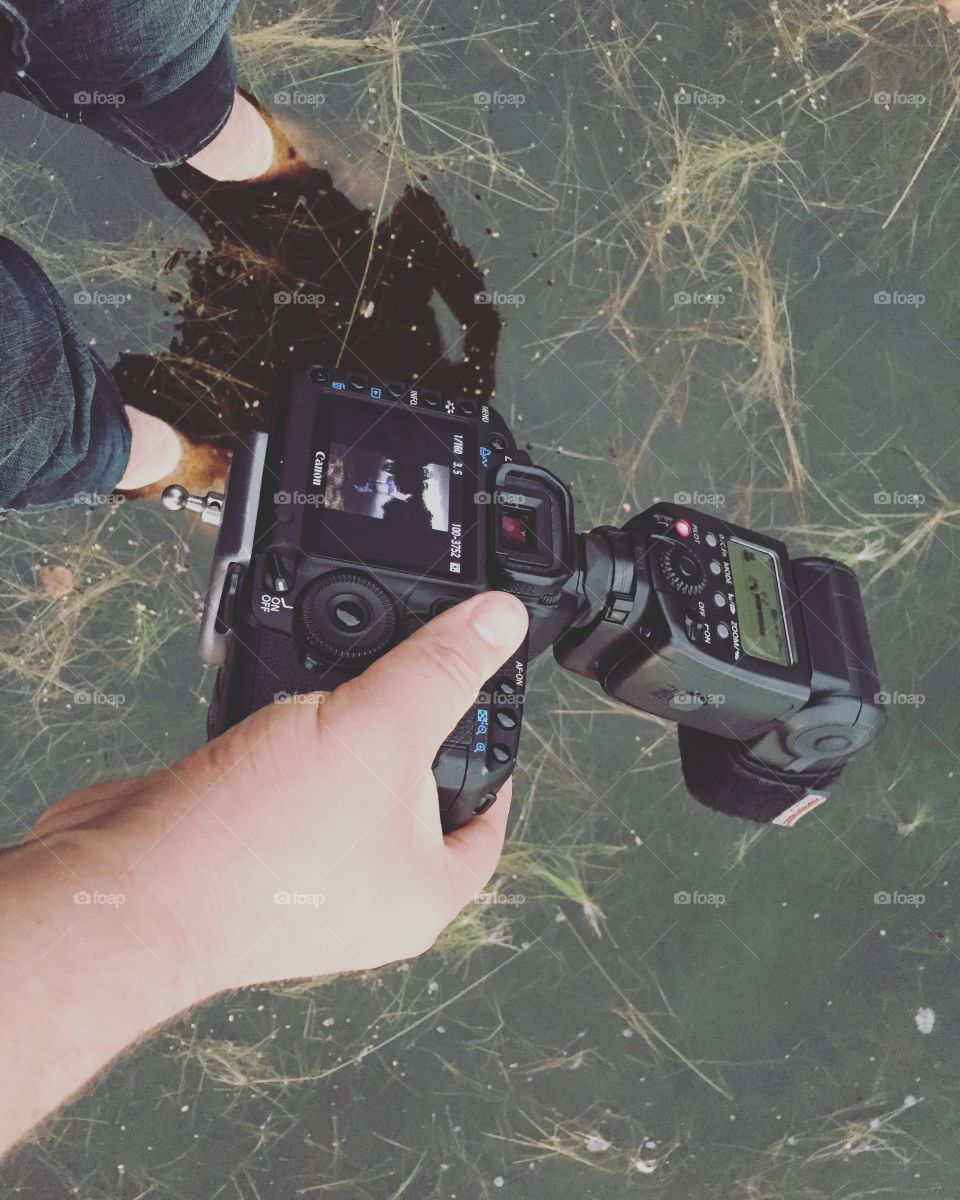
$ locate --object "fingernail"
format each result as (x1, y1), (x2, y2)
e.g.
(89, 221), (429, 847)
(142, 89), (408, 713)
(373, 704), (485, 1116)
(469, 593), (529, 648)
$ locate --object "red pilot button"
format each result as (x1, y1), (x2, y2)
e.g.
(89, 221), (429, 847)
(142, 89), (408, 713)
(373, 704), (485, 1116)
(674, 518), (692, 538)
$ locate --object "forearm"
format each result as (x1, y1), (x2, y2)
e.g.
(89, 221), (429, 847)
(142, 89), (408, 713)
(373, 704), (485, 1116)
(0, 825), (205, 1154)
(0, 593), (525, 1156)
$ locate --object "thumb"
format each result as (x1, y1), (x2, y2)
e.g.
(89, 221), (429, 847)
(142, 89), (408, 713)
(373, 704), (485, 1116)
(332, 591), (529, 763)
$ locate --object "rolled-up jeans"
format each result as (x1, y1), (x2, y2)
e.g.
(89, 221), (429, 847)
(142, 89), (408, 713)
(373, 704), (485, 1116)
(0, 0), (239, 509)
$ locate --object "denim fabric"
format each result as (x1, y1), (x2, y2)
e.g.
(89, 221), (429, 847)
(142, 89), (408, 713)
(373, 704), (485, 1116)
(0, 236), (131, 509)
(0, 0), (240, 509)
(1, 0), (239, 166)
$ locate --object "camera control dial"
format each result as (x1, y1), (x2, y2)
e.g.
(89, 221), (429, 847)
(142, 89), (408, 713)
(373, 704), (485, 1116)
(294, 571), (398, 662)
(659, 542), (707, 596)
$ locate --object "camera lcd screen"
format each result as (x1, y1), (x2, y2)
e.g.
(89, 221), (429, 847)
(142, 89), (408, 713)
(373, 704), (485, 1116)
(304, 400), (475, 580)
(728, 539), (793, 667)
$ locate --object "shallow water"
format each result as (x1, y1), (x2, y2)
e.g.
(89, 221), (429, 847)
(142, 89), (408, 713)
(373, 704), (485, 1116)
(2, 2), (960, 1196)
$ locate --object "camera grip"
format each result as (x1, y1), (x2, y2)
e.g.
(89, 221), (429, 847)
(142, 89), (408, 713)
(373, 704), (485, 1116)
(435, 643), (528, 833)
(209, 623), (527, 834)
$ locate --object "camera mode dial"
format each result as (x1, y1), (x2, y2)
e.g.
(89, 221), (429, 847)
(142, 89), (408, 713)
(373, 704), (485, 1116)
(294, 571), (398, 662)
(659, 542), (707, 596)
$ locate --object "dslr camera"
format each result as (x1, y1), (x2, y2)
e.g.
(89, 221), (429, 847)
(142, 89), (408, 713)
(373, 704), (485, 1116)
(166, 365), (885, 832)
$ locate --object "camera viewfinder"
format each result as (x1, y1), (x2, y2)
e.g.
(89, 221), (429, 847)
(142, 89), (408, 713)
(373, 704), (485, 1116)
(499, 507), (537, 550)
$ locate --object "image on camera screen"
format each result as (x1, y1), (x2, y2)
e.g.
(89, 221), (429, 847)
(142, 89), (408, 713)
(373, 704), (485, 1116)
(305, 399), (475, 580)
(325, 443), (451, 532)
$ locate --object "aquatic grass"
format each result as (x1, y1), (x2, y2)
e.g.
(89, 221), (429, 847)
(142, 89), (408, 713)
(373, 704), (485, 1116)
(0, 508), (191, 709)
(485, 1112), (658, 1174)
(726, 237), (809, 496)
(769, 1094), (928, 1167)
(435, 898), (520, 964)
(234, 3), (395, 71)
(780, 454), (960, 591)
(878, 794), (935, 837)
(755, 0), (955, 115)
(497, 839), (625, 938)
(236, 2), (556, 213)
(168, 1030), (290, 1091)
(0, 506), (197, 813)
(562, 914), (734, 1100)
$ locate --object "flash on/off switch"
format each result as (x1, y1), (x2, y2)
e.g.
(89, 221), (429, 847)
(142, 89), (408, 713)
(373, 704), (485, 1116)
(705, 532), (718, 548)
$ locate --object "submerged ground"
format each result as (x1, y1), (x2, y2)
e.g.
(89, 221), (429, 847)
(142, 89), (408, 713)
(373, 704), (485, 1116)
(2, 1), (960, 1196)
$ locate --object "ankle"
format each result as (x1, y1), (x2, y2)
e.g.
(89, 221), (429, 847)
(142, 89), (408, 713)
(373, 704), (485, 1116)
(186, 90), (275, 182)
(117, 407), (182, 491)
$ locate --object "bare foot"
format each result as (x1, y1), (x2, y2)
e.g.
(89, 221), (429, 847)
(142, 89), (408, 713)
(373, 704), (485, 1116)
(938, 0), (960, 23)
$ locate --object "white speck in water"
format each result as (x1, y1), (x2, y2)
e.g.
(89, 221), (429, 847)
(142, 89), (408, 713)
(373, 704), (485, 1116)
(427, 979), (439, 995)
(915, 1007), (935, 1034)
(585, 1135), (610, 1153)
(634, 1156), (657, 1174)
(493, 1176), (504, 1188)
(904, 1094), (919, 1107)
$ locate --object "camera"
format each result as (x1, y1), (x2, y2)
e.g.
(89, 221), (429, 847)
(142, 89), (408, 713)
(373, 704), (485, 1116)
(166, 365), (885, 832)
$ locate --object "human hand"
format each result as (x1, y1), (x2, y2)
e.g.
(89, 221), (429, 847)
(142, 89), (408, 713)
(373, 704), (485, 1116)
(35, 591), (529, 998)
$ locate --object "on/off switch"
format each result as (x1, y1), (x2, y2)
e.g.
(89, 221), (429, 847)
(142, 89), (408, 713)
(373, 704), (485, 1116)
(684, 612), (709, 644)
